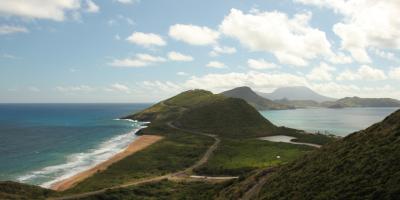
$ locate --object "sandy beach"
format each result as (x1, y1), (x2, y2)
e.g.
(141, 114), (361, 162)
(51, 135), (163, 191)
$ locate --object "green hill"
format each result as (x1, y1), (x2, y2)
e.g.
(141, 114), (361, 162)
(323, 96), (400, 108)
(123, 89), (223, 124)
(125, 89), (323, 139)
(221, 87), (294, 110)
(253, 109), (400, 199)
(175, 97), (280, 138)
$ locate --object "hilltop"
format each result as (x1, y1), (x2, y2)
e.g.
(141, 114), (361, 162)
(258, 86), (336, 103)
(225, 108), (400, 199)
(323, 96), (400, 108)
(125, 89), (286, 138)
(220, 86), (294, 110)
(125, 89), (329, 141)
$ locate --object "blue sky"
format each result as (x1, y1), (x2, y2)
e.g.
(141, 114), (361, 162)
(0, 0), (399, 103)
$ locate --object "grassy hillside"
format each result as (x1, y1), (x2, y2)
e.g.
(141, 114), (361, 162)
(194, 138), (313, 176)
(127, 89), (334, 142)
(74, 180), (228, 200)
(221, 86), (293, 110)
(256, 109), (400, 199)
(63, 126), (213, 194)
(0, 181), (54, 200)
(123, 89), (222, 124)
(175, 97), (281, 138)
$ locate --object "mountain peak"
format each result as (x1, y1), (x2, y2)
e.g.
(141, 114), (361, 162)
(258, 86), (336, 103)
(221, 86), (293, 110)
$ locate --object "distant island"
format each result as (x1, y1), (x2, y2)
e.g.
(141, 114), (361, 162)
(258, 86), (337, 103)
(322, 96), (400, 108)
(225, 86), (400, 109)
(1, 88), (399, 200)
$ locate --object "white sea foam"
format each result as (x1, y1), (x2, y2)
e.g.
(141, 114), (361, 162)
(17, 121), (147, 188)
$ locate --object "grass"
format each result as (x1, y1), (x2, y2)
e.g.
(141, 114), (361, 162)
(194, 138), (314, 176)
(0, 181), (54, 200)
(75, 179), (229, 200)
(258, 109), (400, 200)
(62, 128), (213, 194)
(176, 97), (279, 138)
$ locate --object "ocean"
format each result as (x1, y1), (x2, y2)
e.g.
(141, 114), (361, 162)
(0, 103), (151, 187)
(260, 107), (399, 136)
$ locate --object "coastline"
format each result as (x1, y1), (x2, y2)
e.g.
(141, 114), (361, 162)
(50, 135), (163, 191)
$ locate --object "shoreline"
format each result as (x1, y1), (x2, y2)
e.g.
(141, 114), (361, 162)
(50, 135), (163, 191)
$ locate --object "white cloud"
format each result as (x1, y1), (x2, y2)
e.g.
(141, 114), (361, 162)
(209, 45), (237, 57)
(219, 9), (332, 66)
(56, 85), (94, 92)
(206, 61), (226, 69)
(168, 51), (193, 62)
(141, 80), (182, 96)
(337, 65), (387, 81)
(389, 67), (400, 80)
(296, 0), (400, 63)
(115, 0), (139, 4)
(177, 72), (188, 76)
(329, 52), (353, 64)
(108, 15), (134, 26)
(126, 32), (166, 47)
(0, 25), (29, 35)
(85, 0), (99, 13)
(336, 70), (359, 81)
(311, 82), (400, 99)
(373, 49), (398, 62)
(110, 53), (166, 67)
(183, 71), (307, 92)
(107, 83), (130, 93)
(247, 59), (278, 70)
(306, 62), (336, 81)
(169, 24), (220, 46)
(139, 71), (400, 99)
(0, 0), (81, 21)
(184, 71), (307, 92)
(140, 71), (306, 96)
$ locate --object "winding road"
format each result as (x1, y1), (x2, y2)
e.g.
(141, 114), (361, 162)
(49, 118), (237, 200)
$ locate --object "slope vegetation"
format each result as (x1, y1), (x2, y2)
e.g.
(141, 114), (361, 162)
(255, 109), (400, 199)
(0, 181), (54, 200)
(126, 89), (310, 139)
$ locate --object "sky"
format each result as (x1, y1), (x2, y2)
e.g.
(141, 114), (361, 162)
(0, 0), (400, 103)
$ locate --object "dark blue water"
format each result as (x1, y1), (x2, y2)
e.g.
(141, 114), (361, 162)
(260, 107), (399, 136)
(0, 103), (151, 187)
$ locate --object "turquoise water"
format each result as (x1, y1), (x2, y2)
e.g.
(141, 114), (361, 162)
(0, 103), (150, 187)
(260, 107), (399, 136)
